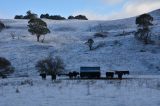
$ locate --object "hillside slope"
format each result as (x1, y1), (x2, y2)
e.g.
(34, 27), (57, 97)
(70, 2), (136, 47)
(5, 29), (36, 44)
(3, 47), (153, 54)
(0, 9), (160, 76)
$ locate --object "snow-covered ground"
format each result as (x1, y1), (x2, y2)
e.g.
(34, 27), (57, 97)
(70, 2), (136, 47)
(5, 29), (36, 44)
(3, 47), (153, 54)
(0, 76), (160, 106)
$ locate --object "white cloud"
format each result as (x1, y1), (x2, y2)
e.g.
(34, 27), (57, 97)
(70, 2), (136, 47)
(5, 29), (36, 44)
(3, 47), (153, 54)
(108, 0), (160, 20)
(74, 0), (160, 20)
(102, 0), (125, 4)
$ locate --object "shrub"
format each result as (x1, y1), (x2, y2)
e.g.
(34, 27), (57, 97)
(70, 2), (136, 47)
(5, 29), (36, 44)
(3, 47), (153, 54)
(16, 87), (20, 93)
(140, 49), (146, 52)
(20, 79), (33, 86)
(94, 32), (107, 38)
(0, 57), (14, 76)
(113, 40), (122, 46)
(93, 42), (106, 50)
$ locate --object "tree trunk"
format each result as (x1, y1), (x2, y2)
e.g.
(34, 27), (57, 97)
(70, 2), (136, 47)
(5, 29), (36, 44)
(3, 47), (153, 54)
(40, 73), (46, 80)
(89, 44), (92, 50)
(51, 74), (56, 80)
(41, 35), (45, 43)
(37, 35), (40, 42)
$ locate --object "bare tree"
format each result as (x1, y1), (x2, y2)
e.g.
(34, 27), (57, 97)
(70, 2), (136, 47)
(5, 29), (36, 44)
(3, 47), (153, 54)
(36, 56), (65, 80)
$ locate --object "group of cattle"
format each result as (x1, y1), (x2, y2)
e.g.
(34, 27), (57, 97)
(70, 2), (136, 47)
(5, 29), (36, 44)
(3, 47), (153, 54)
(39, 67), (130, 80)
(58, 70), (129, 79)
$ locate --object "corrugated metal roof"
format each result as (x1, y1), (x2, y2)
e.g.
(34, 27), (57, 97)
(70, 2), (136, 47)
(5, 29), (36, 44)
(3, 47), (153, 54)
(80, 67), (100, 72)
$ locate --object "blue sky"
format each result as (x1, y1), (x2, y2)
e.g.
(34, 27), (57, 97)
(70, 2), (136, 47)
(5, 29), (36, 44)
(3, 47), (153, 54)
(0, 0), (160, 20)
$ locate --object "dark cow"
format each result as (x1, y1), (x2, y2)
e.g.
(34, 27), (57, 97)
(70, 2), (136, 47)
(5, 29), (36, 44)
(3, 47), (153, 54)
(68, 71), (79, 79)
(40, 73), (46, 80)
(51, 74), (56, 80)
(106, 72), (114, 78)
(115, 71), (129, 79)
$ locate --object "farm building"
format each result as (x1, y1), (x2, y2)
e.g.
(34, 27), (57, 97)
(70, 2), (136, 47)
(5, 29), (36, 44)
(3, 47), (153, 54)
(80, 67), (101, 78)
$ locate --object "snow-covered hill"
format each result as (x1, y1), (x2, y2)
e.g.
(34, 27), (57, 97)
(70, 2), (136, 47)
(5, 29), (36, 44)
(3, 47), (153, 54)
(0, 9), (160, 77)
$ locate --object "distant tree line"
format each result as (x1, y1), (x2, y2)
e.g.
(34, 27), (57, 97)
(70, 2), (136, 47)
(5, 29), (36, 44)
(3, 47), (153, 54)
(40, 14), (66, 20)
(15, 10), (38, 19)
(68, 15), (88, 20)
(14, 10), (88, 20)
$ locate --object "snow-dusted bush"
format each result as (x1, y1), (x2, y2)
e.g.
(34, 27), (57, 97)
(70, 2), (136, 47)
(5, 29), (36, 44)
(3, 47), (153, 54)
(0, 57), (14, 77)
(16, 87), (20, 93)
(10, 32), (16, 39)
(20, 79), (33, 86)
(113, 40), (122, 46)
(36, 56), (65, 80)
(93, 42), (106, 50)
(140, 49), (146, 52)
(94, 32), (107, 38)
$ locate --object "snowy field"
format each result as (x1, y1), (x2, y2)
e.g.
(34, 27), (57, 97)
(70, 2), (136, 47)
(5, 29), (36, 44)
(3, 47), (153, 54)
(0, 76), (160, 106)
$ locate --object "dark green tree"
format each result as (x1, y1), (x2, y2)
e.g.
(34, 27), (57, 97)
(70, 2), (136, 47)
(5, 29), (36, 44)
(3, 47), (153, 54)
(136, 14), (153, 28)
(49, 15), (66, 20)
(0, 57), (14, 77)
(14, 15), (24, 19)
(28, 18), (50, 42)
(75, 15), (88, 20)
(86, 38), (94, 50)
(135, 14), (153, 44)
(40, 14), (50, 19)
(68, 16), (75, 19)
